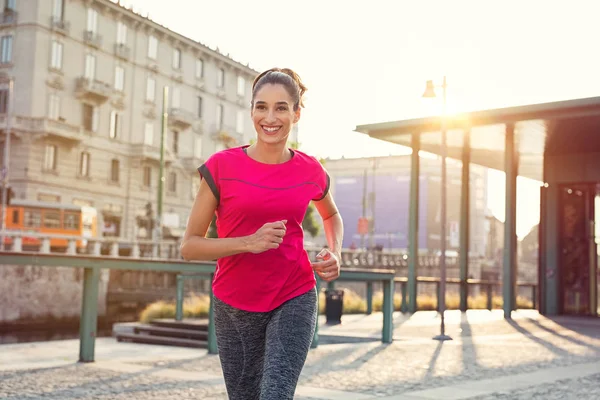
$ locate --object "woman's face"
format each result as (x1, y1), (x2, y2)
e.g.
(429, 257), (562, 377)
(251, 83), (300, 146)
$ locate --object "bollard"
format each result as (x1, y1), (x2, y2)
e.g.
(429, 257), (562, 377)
(131, 243), (140, 258)
(67, 240), (77, 255)
(40, 238), (50, 253)
(110, 242), (119, 257)
(13, 236), (22, 252)
(92, 241), (101, 256)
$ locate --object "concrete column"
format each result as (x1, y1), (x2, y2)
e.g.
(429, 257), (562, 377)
(408, 131), (420, 313)
(459, 128), (471, 312)
(503, 123), (518, 319)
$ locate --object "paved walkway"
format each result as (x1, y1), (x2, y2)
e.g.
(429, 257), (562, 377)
(1, 310), (600, 399)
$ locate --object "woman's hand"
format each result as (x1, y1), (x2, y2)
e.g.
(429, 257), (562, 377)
(246, 220), (287, 254)
(311, 248), (340, 282)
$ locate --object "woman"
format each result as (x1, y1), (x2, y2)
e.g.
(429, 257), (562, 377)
(180, 67), (344, 400)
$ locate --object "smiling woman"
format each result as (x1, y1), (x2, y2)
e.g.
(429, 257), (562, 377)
(180, 67), (344, 400)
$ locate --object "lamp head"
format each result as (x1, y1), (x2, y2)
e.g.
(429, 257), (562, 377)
(422, 80), (437, 98)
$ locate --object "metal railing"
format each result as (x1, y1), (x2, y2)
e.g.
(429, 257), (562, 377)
(0, 252), (217, 362)
(0, 230), (181, 259)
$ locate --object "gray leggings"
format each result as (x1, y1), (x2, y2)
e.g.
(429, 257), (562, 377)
(213, 287), (317, 400)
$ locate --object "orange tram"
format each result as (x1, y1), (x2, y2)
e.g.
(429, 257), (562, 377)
(3, 199), (98, 250)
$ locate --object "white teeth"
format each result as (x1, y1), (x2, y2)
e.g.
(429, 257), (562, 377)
(264, 127), (280, 132)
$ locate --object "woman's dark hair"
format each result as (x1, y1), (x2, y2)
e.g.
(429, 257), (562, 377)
(251, 68), (307, 111)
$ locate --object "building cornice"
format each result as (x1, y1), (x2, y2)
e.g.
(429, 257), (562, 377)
(77, 0), (259, 79)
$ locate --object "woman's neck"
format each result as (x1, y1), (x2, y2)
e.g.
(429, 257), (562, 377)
(247, 141), (291, 164)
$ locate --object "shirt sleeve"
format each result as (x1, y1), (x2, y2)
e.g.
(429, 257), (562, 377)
(198, 154), (220, 205)
(312, 161), (331, 201)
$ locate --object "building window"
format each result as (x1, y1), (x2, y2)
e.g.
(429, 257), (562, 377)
(194, 136), (202, 158)
(116, 21), (127, 45)
(236, 110), (244, 134)
(43, 211), (61, 229)
(172, 48), (181, 69)
(237, 76), (245, 97)
(148, 35), (158, 59)
(217, 68), (225, 88)
(52, 0), (64, 20)
(50, 41), (63, 70)
(0, 36), (12, 64)
(48, 94), (60, 120)
(79, 151), (90, 177)
(44, 144), (57, 171)
(171, 87), (180, 108)
(216, 104), (223, 128)
(114, 66), (124, 91)
(168, 171), (177, 193)
(24, 210), (42, 227)
(144, 122), (154, 145)
(83, 104), (99, 132)
(146, 77), (155, 102)
(64, 212), (80, 230)
(0, 89), (7, 114)
(85, 54), (96, 80)
(110, 159), (119, 183)
(6, 0), (16, 11)
(86, 8), (98, 34)
(109, 111), (120, 139)
(195, 59), (204, 79)
(172, 131), (179, 154)
(143, 166), (151, 187)
(197, 96), (203, 118)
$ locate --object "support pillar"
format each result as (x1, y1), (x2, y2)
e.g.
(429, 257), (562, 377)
(459, 128), (471, 312)
(79, 267), (100, 362)
(408, 132), (420, 313)
(503, 123), (518, 319)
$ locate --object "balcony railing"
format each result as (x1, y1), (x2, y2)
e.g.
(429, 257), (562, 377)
(1, 116), (85, 144)
(114, 43), (130, 60)
(75, 77), (112, 103)
(49, 17), (70, 34)
(131, 143), (174, 165)
(168, 107), (195, 130)
(83, 30), (102, 48)
(0, 10), (17, 26)
(211, 124), (243, 148)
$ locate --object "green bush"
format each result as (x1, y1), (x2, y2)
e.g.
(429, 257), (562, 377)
(140, 289), (534, 322)
(139, 294), (210, 323)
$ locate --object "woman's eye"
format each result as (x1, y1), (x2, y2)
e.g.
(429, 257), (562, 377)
(277, 107), (288, 111)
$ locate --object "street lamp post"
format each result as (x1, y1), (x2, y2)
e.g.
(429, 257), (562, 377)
(0, 78), (14, 251)
(423, 76), (452, 341)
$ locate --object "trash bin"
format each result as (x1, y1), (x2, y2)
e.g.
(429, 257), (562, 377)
(325, 289), (344, 325)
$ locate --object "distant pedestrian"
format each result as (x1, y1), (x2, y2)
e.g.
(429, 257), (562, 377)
(181, 67), (344, 400)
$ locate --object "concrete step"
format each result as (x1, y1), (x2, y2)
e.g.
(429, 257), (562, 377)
(134, 324), (208, 340)
(116, 332), (206, 348)
(150, 318), (209, 331)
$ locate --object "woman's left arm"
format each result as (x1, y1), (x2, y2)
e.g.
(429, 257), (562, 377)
(311, 192), (344, 281)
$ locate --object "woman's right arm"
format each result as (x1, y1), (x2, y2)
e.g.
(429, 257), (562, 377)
(180, 178), (287, 261)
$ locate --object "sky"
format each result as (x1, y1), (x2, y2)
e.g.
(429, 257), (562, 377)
(117, 0), (600, 237)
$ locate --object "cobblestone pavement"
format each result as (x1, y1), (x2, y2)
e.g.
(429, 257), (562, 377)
(1, 310), (599, 399)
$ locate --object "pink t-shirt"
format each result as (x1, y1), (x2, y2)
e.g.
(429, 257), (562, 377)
(198, 145), (330, 312)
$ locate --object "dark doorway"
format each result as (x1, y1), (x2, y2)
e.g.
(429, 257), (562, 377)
(558, 184), (599, 316)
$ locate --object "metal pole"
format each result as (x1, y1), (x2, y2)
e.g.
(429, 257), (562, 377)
(156, 86), (168, 250)
(361, 168), (367, 248)
(434, 76), (452, 341)
(370, 158), (376, 249)
(1, 78), (13, 250)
